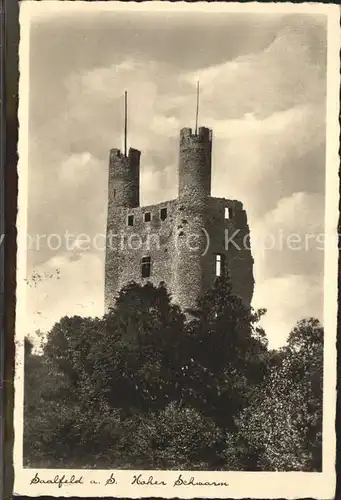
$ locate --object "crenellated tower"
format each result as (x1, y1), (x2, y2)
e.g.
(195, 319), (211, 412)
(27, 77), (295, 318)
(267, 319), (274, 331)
(178, 126), (212, 202)
(104, 90), (254, 314)
(108, 147), (141, 209)
(105, 92), (142, 310)
(105, 146), (141, 310)
(172, 126), (214, 312)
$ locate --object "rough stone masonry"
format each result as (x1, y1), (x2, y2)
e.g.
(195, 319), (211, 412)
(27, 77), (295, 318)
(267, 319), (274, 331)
(105, 126), (254, 313)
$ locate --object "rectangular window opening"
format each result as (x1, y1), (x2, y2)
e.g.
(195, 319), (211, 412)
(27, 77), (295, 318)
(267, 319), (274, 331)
(144, 212), (151, 222)
(141, 256), (151, 278)
(225, 207), (231, 219)
(215, 254), (223, 277)
(160, 207), (167, 221)
(127, 214), (134, 226)
(113, 189), (116, 198)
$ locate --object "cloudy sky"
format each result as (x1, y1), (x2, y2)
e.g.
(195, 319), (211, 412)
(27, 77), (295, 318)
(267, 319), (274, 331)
(22, 3), (328, 348)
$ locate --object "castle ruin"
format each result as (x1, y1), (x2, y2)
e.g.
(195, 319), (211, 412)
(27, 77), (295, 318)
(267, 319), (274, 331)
(105, 113), (254, 313)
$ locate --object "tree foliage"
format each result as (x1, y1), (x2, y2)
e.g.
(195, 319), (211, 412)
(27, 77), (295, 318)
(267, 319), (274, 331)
(228, 317), (323, 471)
(24, 279), (323, 470)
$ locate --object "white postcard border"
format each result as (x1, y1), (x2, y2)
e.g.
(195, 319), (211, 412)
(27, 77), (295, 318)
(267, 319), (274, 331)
(14, 2), (340, 498)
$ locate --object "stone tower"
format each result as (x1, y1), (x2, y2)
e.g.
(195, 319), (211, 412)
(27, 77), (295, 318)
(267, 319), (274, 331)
(108, 147), (141, 209)
(178, 126), (212, 200)
(172, 126), (213, 312)
(104, 125), (254, 313)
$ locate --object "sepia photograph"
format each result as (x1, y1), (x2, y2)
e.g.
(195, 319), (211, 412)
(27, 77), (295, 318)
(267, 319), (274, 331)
(14, 1), (339, 498)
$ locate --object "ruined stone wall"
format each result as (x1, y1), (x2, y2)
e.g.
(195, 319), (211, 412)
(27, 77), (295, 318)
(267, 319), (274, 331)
(171, 199), (209, 312)
(203, 198), (254, 307)
(171, 197), (254, 312)
(105, 200), (178, 311)
(105, 196), (254, 312)
(105, 126), (254, 313)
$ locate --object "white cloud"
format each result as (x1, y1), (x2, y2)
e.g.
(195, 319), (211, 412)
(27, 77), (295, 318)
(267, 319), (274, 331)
(211, 101), (324, 216)
(59, 152), (99, 182)
(141, 164), (177, 206)
(150, 115), (180, 138)
(26, 253), (104, 336)
(256, 191), (324, 235)
(25, 13), (327, 349)
(71, 60), (155, 98)
(251, 192), (325, 284)
(249, 191), (324, 348)
(253, 274), (322, 348)
(212, 104), (316, 140)
(184, 22), (325, 120)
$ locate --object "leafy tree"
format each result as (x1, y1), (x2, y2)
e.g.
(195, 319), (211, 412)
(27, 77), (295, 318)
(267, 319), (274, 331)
(24, 335), (124, 468)
(23, 278), (323, 471)
(229, 317), (323, 471)
(24, 282), (188, 466)
(114, 403), (224, 470)
(182, 277), (269, 430)
(89, 282), (187, 414)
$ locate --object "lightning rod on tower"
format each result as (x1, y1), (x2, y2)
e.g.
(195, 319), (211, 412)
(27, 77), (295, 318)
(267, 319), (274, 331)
(124, 91), (128, 156)
(195, 81), (200, 135)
